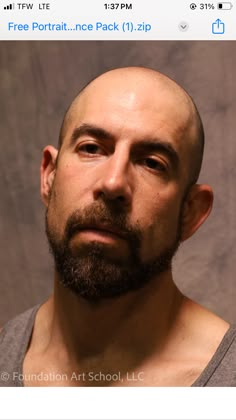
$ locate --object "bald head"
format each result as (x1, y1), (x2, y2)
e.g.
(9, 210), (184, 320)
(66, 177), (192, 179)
(58, 67), (204, 188)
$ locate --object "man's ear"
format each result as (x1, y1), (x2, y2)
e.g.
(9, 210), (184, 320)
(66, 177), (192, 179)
(180, 184), (214, 242)
(40, 146), (58, 207)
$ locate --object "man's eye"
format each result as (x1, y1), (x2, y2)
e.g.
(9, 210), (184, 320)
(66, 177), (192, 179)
(143, 158), (166, 172)
(77, 143), (102, 155)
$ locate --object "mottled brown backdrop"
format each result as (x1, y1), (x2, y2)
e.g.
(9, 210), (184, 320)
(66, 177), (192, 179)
(0, 41), (235, 324)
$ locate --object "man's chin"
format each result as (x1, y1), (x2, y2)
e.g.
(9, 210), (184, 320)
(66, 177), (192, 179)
(55, 254), (140, 300)
(46, 219), (181, 300)
(53, 247), (175, 301)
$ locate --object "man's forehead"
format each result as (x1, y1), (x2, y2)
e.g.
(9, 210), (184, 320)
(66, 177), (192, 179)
(67, 71), (195, 148)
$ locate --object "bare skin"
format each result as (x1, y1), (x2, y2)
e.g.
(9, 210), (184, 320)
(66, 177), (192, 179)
(23, 67), (229, 386)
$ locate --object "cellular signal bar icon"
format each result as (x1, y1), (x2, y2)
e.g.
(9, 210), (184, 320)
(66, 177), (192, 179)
(4, 3), (14, 9)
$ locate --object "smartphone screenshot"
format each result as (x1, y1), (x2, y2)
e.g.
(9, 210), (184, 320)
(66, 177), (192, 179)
(0, 0), (236, 419)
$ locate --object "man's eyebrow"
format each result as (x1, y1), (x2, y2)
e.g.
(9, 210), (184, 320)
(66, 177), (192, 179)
(70, 124), (115, 145)
(70, 123), (179, 171)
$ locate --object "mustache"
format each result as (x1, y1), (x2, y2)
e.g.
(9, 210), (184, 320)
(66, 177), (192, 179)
(64, 202), (142, 246)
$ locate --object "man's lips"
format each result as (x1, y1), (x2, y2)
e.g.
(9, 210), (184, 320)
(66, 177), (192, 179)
(75, 224), (127, 240)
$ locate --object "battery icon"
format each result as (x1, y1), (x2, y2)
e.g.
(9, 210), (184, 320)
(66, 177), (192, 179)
(217, 2), (233, 9)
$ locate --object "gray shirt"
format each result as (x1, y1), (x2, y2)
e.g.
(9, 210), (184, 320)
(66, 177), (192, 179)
(0, 305), (236, 386)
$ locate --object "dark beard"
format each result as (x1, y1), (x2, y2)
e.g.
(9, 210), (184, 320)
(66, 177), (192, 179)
(45, 201), (181, 301)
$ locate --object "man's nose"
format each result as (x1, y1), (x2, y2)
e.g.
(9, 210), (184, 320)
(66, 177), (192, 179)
(93, 150), (133, 206)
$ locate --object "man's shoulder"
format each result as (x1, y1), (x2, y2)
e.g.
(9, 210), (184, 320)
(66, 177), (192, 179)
(182, 299), (236, 386)
(192, 322), (236, 386)
(0, 305), (40, 345)
(181, 297), (229, 339)
(0, 305), (41, 387)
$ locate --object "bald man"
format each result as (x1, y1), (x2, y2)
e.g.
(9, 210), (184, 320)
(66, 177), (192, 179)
(1, 67), (236, 387)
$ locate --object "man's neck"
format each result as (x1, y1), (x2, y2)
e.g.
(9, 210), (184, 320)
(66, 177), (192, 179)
(25, 272), (230, 386)
(35, 272), (185, 362)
